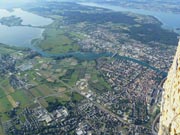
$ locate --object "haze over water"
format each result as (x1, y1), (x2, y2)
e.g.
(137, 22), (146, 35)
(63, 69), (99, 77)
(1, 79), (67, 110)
(0, 7), (53, 47)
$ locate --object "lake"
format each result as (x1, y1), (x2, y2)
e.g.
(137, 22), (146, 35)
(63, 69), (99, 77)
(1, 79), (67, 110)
(0, 3), (168, 74)
(0, 24), (44, 47)
(80, 2), (180, 34)
(0, 3), (179, 48)
(0, 8), (53, 47)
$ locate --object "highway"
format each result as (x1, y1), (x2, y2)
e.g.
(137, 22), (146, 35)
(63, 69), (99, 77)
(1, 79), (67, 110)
(152, 113), (161, 135)
(151, 77), (166, 135)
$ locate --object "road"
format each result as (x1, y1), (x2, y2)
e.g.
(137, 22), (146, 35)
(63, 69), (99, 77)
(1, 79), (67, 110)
(34, 79), (151, 132)
(152, 113), (161, 135)
(59, 80), (127, 124)
(151, 77), (167, 135)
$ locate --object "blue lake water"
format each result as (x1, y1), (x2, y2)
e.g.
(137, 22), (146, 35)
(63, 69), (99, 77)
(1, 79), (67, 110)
(0, 8), (53, 27)
(0, 8), (53, 47)
(0, 24), (44, 47)
(0, 3), (179, 48)
(80, 2), (180, 34)
(0, 3), (168, 74)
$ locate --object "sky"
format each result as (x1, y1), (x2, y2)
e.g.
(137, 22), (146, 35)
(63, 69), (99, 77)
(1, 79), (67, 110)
(0, 0), (37, 8)
(1, 0), (180, 9)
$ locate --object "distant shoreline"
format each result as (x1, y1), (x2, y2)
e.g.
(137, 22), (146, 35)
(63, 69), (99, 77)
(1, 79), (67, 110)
(79, 2), (180, 35)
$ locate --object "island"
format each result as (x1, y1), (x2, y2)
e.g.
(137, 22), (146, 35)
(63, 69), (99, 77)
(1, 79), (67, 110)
(0, 15), (23, 27)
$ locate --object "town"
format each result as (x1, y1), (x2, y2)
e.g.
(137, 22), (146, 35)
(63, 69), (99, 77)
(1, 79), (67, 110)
(0, 1), (179, 135)
(0, 45), (168, 134)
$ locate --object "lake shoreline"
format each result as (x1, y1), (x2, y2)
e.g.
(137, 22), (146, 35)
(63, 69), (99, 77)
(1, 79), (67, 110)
(79, 2), (180, 35)
(0, 8), (53, 48)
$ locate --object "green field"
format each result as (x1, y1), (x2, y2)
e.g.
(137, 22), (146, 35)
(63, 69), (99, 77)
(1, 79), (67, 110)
(0, 45), (15, 55)
(71, 92), (84, 102)
(0, 97), (12, 112)
(30, 88), (44, 97)
(0, 79), (14, 95)
(11, 90), (32, 108)
(37, 85), (54, 96)
(46, 94), (70, 104)
(36, 21), (80, 54)
(87, 67), (112, 93)
(0, 89), (5, 98)
(0, 44), (24, 55)
(68, 70), (79, 86)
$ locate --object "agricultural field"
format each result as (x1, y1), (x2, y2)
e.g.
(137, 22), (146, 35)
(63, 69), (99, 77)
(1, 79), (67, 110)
(0, 47), (111, 124)
(0, 1), (176, 134)
(35, 21), (80, 54)
(0, 80), (33, 121)
(0, 44), (22, 55)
